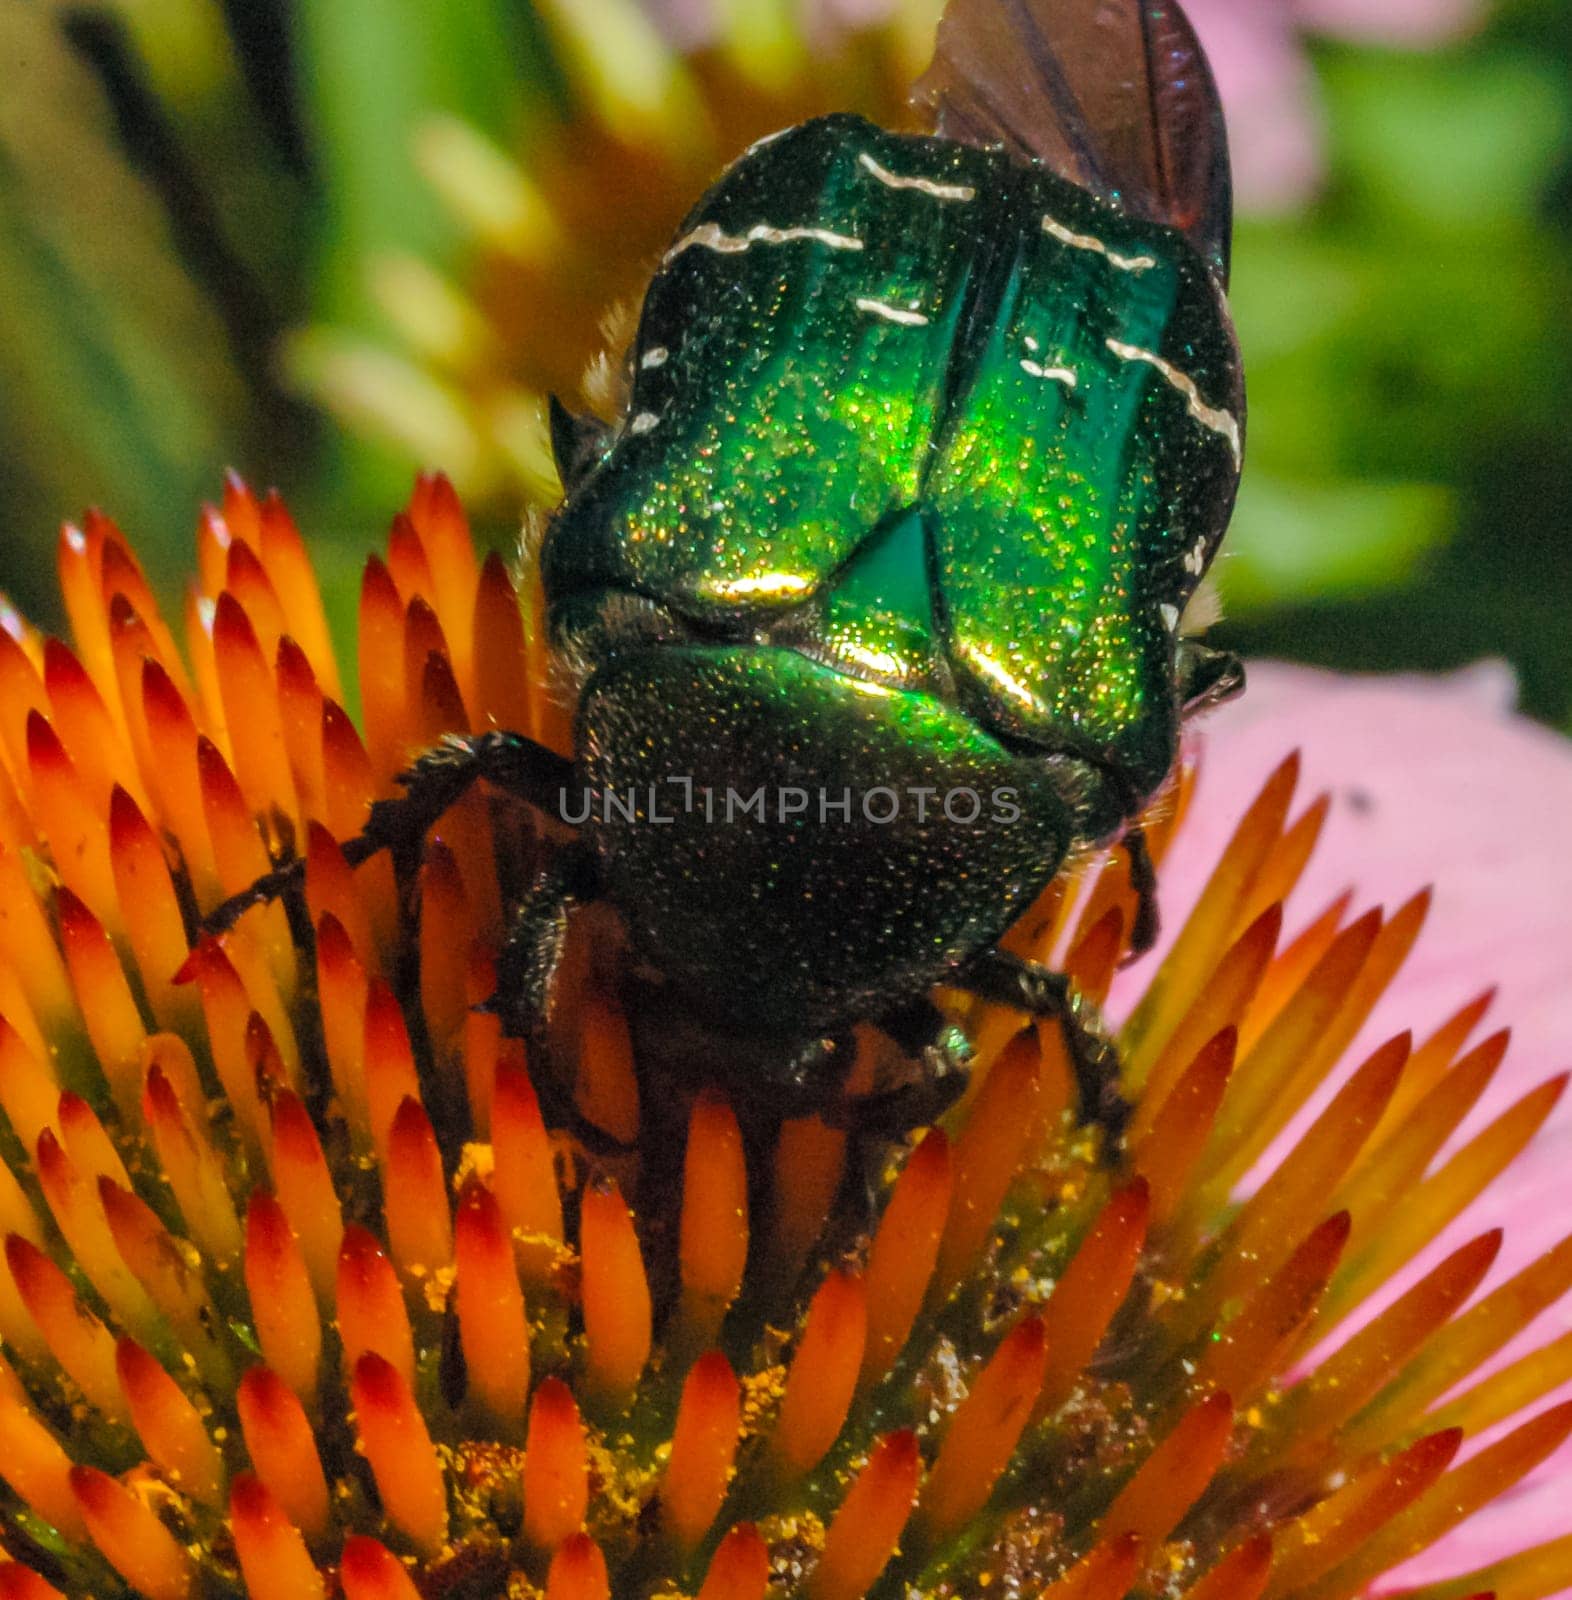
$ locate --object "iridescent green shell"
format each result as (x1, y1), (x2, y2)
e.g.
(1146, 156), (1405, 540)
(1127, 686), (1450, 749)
(545, 113), (1242, 798)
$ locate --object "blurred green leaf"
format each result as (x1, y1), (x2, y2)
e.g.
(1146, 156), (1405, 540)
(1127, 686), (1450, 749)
(293, 0), (532, 322)
(0, 4), (257, 611)
(1221, 28), (1572, 623)
(291, 0), (539, 511)
(1321, 44), (1572, 225)
(79, 0), (303, 291)
(1221, 473), (1453, 611)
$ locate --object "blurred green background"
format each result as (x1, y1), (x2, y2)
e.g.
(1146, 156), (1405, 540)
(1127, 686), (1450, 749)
(0, 0), (1568, 719)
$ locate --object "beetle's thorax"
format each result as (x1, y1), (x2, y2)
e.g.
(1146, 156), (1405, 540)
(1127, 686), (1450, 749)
(566, 644), (1109, 1041)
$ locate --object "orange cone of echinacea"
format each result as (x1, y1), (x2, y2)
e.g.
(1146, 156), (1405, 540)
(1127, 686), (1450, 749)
(0, 474), (1565, 1599)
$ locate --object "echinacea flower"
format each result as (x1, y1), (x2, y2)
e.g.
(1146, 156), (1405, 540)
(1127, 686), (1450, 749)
(0, 478), (1567, 1600)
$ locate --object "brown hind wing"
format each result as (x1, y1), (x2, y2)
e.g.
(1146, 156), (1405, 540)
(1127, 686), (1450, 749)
(912, 0), (1233, 282)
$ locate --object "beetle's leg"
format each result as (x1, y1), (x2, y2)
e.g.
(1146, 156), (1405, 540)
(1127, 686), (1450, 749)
(1123, 827), (1160, 960)
(709, 1034), (851, 1123)
(960, 949), (1129, 1138)
(768, 1011), (966, 1248)
(1177, 640), (1246, 717)
(490, 846), (597, 1043)
(486, 843), (631, 1157)
(203, 730), (575, 934)
(837, 999), (974, 1139)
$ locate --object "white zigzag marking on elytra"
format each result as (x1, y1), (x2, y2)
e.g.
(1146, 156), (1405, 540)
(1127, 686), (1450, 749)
(665, 221), (864, 262)
(856, 297), (931, 327)
(1106, 339), (1242, 466)
(858, 151), (976, 203)
(1042, 214), (1158, 274)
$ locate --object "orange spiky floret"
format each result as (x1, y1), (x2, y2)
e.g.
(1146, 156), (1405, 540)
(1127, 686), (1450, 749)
(771, 1269), (866, 1480)
(662, 1351), (741, 1556)
(696, 1524), (770, 1600)
(523, 1377), (590, 1553)
(229, 1471), (325, 1600)
(351, 1353), (449, 1557)
(69, 1463), (194, 1598)
(115, 1338), (225, 1510)
(0, 477), (1564, 1600)
(235, 1365), (330, 1540)
(455, 1175), (532, 1428)
(340, 1535), (424, 1600)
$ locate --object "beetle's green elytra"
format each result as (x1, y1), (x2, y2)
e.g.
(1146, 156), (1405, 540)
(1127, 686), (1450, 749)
(548, 113), (1242, 798)
(211, 0), (1245, 1140)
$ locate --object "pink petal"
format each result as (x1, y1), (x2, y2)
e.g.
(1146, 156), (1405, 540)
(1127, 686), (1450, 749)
(643, 0), (710, 47)
(1296, 0), (1485, 47)
(1148, 661), (1571, 1144)
(814, 0), (902, 27)
(1122, 662), (1572, 1587)
(1178, 0), (1328, 210)
(648, 0), (902, 45)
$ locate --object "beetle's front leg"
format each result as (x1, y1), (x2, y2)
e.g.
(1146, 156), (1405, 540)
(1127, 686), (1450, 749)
(487, 843), (630, 1156)
(203, 730), (575, 934)
(960, 948), (1129, 1138)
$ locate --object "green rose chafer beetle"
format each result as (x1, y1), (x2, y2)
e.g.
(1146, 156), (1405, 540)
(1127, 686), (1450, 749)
(214, 0), (1246, 1139)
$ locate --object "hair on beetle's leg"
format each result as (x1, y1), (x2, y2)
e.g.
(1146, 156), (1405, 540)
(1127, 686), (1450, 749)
(202, 730), (575, 934)
(961, 947), (1130, 1139)
(489, 852), (581, 1037)
(485, 843), (631, 1158)
(1123, 826), (1160, 960)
